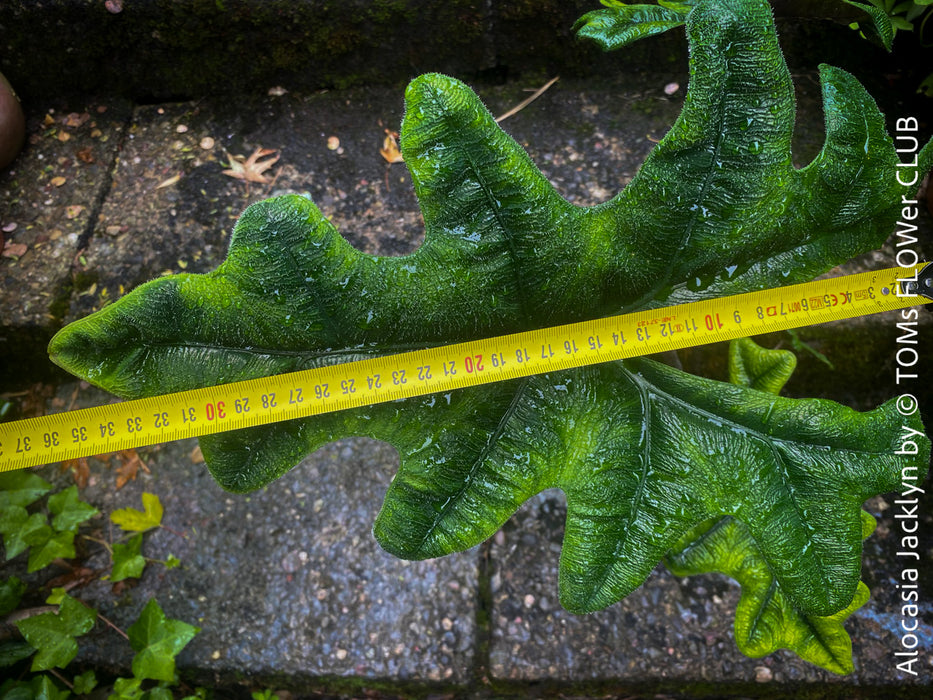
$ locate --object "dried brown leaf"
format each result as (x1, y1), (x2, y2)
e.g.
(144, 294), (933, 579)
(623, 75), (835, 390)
(114, 449), (150, 489)
(2, 241), (27, 258)
(63, 112), (91, 128)
(222, 147), (280, 183)
(380, 130), (404, 163)
(189, 444), (204, 464)
(62, 457), (91, 488)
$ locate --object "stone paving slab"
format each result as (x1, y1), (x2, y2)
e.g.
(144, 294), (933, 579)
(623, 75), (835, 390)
(24, 386), (479, 689)
(0, 98), (131, 386)
(2, 61), (932, 699)
(488, 491), (933, 694)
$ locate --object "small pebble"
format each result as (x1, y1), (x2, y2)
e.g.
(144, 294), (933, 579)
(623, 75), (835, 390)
(755, 665), (773, 682)
(200, 136), (215, 150)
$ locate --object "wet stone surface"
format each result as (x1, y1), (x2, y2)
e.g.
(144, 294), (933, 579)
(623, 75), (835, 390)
(0, 99), (131, 385)
(488, 491), (933, 689)
(66, 74), (691, 324)
(29, 387), (478, 686)
(1, 62), (932, 697)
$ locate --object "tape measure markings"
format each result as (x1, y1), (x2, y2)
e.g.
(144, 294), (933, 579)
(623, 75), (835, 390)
(0, 264), (927, 472)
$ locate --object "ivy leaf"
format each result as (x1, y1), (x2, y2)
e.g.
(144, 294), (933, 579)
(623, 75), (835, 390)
(109, 677), (143, 700)
(0, 472), (52, 509)
(0, 640), (37, 669)
(48, 486), (99, 532)
(26, 530), (75, 573)
(111, 493), (163, 533)
(15, 593), (96, 671)
(0, 508), (73, 572)
(0, 675), (71, 700)
(72, 670), (98, 695)
(47, 0), (931, 628)
(111, 533), (146, 582)
(127, 599), (199, 682)
(0, 576), (26, 616)
(0, 506), (34, 560)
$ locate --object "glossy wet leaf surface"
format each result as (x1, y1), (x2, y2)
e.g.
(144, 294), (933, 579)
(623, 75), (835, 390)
(663, 338), (873, 674)
(48, 0), (931, 669)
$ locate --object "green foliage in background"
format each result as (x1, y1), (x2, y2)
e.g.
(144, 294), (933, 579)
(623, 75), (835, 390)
(842, 0), (933, 93)
(0, 476), (199, 699)
(46, 0), (932, 673)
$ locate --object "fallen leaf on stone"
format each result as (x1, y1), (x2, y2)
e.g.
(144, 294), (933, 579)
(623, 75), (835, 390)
(222, 147), (280, 183)
(2, 241), (27, 258)
(51, 176), (67, 187)
(66, 205), (85, 219)
(77, 147), (95, 163)
(57, 131), (71, 142)
(64, 112), (90, 128)
(115, 449), (149, 490)
(156, 174), (181, 189)
(61, 457), (91, 488)
(380, 130), (403, 163)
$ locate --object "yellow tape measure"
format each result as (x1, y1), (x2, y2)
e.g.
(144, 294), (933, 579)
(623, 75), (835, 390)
(1, 263), (930, 473)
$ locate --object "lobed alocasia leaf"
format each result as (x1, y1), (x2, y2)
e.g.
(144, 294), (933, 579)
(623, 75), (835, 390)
(49, 0), (931, 632)
(574, 1), (695, 50)
(666, 511), (874, 674)
(843, 0), (896, 50)
(664, 338), (872, 674)
(727, 336), (796, 395)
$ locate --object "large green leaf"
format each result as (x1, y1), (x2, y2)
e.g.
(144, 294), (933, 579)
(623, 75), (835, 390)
(664, 338), (872, 674)
(48, 0), (930, 635)
(666, 511), (874, 674)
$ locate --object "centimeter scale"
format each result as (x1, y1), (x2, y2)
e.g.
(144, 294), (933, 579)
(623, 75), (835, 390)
(2, 263), (931, 473)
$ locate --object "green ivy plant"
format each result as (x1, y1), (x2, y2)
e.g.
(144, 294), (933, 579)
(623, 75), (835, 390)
(47, 0), (932, 673)
(0, 474), (199, 699)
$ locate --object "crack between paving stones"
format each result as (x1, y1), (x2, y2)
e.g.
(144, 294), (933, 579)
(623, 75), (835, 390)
(52, 106), (134, 330)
